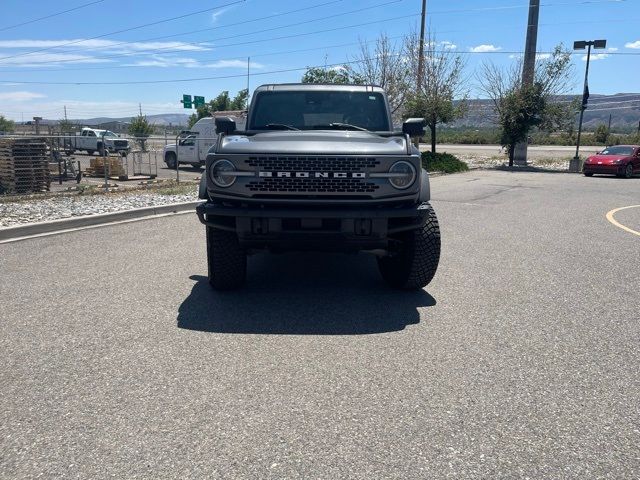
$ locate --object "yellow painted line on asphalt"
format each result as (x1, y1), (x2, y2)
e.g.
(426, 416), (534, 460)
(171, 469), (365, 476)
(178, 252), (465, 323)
(606, 205), (640, 237)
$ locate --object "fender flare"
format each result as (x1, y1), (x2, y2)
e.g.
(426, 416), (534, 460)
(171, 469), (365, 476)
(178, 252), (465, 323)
(198, 173), (208, 199)
(419, 168), (431, 202)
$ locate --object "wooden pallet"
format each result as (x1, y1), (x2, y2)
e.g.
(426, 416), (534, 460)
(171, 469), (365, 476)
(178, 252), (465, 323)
(0, 138), (51, 193)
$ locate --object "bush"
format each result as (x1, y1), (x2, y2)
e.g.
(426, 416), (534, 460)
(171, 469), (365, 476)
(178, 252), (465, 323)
(421, 152), (469, 173)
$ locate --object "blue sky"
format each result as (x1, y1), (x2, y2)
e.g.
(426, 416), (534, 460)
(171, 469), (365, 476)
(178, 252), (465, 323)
(0, 0), (637, 120)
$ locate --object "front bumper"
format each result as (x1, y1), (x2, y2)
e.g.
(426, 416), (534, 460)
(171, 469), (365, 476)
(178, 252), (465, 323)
(583, 163), (625, 175)
(196, 201), (430, 250)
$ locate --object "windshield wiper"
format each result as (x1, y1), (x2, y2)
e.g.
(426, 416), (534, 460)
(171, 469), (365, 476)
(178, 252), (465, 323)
(264, 123), (300, 131)
(311, 123), (369, 132)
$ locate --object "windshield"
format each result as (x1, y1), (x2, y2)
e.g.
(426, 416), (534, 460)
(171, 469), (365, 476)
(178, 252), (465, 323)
(249, 91), (390, 131)
(600, 146), (633, 155)
(103, 131), (117, 137)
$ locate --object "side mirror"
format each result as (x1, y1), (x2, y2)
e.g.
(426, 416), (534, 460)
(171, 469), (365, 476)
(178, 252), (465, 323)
(215, 116), (236, 135)
(402, 118), (426, 137)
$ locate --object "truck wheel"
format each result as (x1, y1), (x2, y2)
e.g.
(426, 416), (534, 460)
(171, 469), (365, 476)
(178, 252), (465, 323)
(165, 152), (177, 169)
(86, 150), (94, 156)
(97, 143), (106, 156)
(206, 226), (247, 290)
(377, 204), (441, 290)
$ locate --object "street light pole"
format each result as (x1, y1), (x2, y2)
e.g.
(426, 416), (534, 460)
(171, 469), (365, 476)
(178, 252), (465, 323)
(572, 39), (606, 171)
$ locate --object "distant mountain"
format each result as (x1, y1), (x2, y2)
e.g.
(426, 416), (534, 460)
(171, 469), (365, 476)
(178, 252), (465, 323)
(454, 93), (640, 131)
(37, 93), (638, 131)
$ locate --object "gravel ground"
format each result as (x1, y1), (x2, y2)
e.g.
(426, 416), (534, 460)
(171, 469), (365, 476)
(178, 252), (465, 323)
(0, 191), (198, 228)
(457, 153), (569, 170)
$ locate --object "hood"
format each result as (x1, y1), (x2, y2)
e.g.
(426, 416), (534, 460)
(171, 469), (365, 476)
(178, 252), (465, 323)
(586, 154), (629, 164)
(218, 131), (408, 155)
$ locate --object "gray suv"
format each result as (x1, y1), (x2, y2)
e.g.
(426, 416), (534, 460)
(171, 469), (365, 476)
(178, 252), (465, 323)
(196, 83), (440, 290)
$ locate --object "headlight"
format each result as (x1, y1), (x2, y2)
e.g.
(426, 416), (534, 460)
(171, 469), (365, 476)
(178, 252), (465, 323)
(388, 161), (416, 189)
(210, 159), (236, 187)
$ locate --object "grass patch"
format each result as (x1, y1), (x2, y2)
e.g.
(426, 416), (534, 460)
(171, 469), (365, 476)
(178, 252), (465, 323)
(421, 152), (469, 173)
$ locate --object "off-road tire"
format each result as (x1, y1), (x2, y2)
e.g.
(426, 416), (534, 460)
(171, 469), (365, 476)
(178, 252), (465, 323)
(206, 226), (247, 290)
(583, 172), (593, 177)
(165, 152), (177, 169)
(378, 204), (441, 290)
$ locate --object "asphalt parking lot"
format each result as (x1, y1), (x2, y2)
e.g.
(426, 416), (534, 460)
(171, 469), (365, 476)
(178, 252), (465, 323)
(1, 170), (639, 478)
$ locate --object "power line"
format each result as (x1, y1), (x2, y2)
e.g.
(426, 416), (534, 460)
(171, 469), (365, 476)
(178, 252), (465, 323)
(0, 0), (106, 32)
(0, 0), (246, 62)
(0, 1), (405, 67)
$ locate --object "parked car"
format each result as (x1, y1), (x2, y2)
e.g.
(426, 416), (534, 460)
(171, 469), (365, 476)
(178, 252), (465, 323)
(583, 145), (640, 178)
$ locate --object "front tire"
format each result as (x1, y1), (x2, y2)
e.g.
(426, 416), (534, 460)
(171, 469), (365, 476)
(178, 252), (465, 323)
(165, 152), (177, 169)
(378, 204), (441, 290)
(583, 171), (593, 177)
(206, 226), (247, 290)
(624, 164), (633, 178)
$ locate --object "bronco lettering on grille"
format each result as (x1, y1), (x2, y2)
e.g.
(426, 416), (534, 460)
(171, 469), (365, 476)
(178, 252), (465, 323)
(258, 171), (367, 178)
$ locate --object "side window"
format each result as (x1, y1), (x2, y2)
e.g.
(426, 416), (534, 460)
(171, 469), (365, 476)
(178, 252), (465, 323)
(88, 131), (96, 137)
(81, 130), (87, 137)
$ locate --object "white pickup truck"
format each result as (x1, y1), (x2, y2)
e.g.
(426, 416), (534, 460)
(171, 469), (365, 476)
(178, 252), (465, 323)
(64, 127), (131, 156)
(163, 115), (246, 169)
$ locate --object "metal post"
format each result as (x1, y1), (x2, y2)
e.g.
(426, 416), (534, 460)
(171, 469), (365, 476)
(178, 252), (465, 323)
(416, 0), (427, 88)
(607, 113), (612, 145)
(246, 57), (251, 109)
(574, 43), (591, 161)
(102, 132), (109, 192)
(175, 134), (180, 183)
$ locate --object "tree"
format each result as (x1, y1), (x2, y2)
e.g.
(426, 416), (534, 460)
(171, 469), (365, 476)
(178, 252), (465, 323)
(0, 115), (15, 133)
(188, 89), (248, 128)
(594, 123), (609, 144)
(128, 115), (155, 151)
(351, 34), (411, 119)
(58, 118), (77, 133)
(403, 32), (467, 154)
(301, 65), (364, 84)
(479, 45), (576, 165)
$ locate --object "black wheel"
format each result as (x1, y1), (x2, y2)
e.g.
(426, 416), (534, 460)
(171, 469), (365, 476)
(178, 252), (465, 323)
(97, 143), (106, 156)
(624, 164), (633, 179)
(377, 204), (441, 290)
(86, 150), (94, 156)
(165, 152), (177, 169)
(206, 226), (247, 290)
(65, 150), (75, 156)
(584, 171), (593, 177)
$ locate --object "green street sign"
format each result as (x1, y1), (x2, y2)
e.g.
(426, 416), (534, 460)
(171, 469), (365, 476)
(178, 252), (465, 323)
(193, 96), (205, 108)
(181, 94), (192, 109)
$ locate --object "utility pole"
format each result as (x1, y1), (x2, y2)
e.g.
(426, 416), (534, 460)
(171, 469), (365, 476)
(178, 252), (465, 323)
(139, 103), (143, 116)
(416, 0), (427, 89)
(64, 105), (68, 121)
(607, 113), (612, 145)
(246, 57), (250, 109)
(513, 0), (540, 166)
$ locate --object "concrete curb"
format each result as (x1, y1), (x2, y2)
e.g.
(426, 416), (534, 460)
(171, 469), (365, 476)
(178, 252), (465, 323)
(0, 201), (200, 242)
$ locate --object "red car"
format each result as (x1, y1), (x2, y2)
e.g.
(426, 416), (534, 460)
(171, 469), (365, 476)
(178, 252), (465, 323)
(583, 145), (640, 178)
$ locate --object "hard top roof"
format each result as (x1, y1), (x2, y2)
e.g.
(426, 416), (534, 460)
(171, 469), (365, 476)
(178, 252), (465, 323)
(253, 83), (384, 93)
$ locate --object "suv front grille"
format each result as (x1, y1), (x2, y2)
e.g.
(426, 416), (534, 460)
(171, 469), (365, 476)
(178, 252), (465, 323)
(245, 156), (379, 172)
(243, 155), (381, 194)
(246, 177), (379, 193)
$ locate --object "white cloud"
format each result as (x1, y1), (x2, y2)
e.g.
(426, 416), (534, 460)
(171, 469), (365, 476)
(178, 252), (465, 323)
(0, 52), (113, 67)
(0, 91), (45, 102)
(440, 41), (457, 50)
(212, 5), (239, 23)
(470, 44), (501, 53)
(583, 53), (609, 61)
(122, 56), (263, 69)
(625, 40), (640, 49)
(608, 47), (618, 52)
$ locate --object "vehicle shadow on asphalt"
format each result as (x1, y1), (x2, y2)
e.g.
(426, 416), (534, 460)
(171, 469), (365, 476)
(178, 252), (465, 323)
(177, 253), (436, 335)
